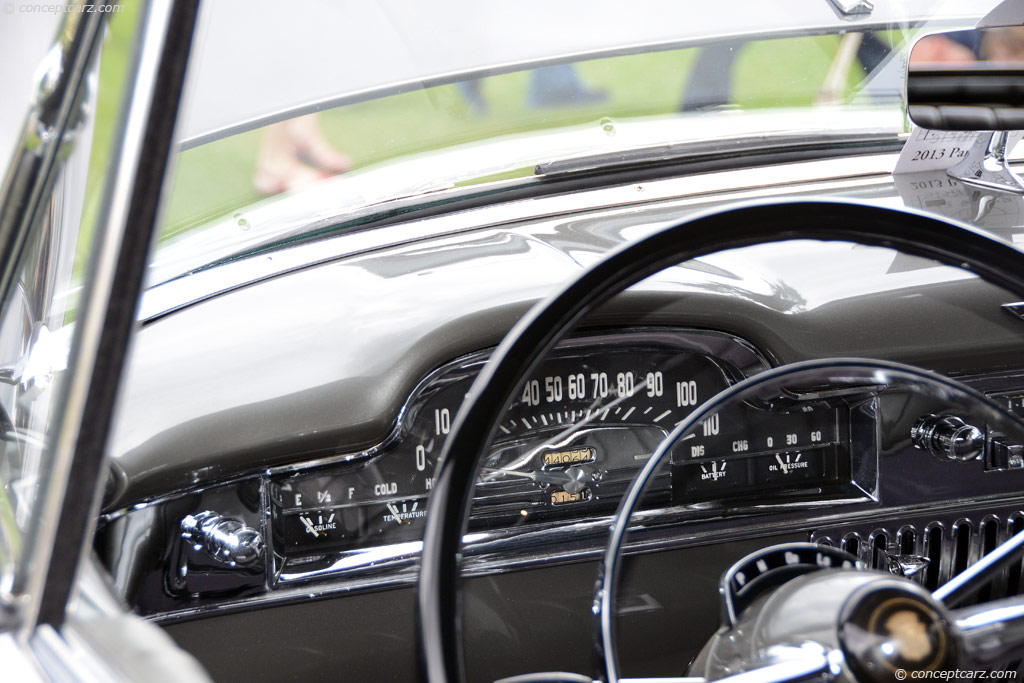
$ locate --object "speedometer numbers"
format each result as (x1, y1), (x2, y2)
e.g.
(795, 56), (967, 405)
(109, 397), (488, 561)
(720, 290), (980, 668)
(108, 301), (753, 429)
(479, 350), (851, 520)
(496, 352), (721, 443)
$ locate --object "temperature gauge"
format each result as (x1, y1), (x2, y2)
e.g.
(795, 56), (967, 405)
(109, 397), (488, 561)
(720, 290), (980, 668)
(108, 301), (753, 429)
(363, 497), (429, 545)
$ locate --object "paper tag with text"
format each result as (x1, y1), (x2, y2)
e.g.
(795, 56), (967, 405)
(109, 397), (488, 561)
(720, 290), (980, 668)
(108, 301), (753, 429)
(894, 128), (1024, 175)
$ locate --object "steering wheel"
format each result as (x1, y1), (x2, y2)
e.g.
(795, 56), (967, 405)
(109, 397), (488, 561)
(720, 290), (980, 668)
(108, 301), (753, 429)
(417, 199), (1024, 683)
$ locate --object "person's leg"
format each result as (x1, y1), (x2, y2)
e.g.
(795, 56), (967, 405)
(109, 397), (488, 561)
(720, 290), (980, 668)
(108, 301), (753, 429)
(856, 33), (891, 74)
(254, 120), (325, 195)
(457, 79), (488, 115)
(680, 42), (742, 111)
(528, 64), (607, 108)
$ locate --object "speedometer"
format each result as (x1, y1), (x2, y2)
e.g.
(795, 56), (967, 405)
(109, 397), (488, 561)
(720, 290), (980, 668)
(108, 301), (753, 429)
(474, 343), (738, 522)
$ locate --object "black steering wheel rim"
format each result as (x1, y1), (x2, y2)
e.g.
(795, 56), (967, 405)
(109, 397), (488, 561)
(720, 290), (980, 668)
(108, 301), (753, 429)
(417, 198), (1024, 683)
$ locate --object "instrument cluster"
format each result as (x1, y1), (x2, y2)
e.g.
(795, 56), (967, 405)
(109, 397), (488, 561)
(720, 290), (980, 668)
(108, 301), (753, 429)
(268, 329), (869, 583)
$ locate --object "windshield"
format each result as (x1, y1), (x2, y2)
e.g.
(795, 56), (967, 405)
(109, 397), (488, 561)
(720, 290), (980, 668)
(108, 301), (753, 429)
(145, 1), (1001, 287)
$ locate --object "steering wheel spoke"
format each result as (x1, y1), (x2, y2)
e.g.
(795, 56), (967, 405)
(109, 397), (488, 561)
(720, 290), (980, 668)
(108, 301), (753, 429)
(955, 597), (1024, 667)
(931, 518), (1024, 667)
(934, 528), (1024, 607)
(688, 645), (838, 683)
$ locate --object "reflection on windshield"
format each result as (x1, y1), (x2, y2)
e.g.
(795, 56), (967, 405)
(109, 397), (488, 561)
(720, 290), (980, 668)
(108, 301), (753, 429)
(252, 114), (352, 195)
(911, 27), (1024, 66)
(154, 31), (911, 281)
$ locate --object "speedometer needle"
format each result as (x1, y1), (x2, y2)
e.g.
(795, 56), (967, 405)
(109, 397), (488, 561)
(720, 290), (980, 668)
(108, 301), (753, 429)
(481, 467), (577, 487)
(493, 376), (654, 476)
(482, 466), (592, 495)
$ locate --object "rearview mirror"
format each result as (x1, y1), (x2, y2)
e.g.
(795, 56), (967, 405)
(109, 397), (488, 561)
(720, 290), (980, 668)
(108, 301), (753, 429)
(908, 27), (1024, 131)
(905, 27), (1024, 194)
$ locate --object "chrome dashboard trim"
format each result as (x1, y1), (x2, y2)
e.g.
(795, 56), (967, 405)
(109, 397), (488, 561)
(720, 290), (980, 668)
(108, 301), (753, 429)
(273, 493), (874, 586)
(148, 495), (1024, 626)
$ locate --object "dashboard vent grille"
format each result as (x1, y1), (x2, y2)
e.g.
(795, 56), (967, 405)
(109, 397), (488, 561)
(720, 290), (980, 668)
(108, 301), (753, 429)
(810, 508), (1024, 605)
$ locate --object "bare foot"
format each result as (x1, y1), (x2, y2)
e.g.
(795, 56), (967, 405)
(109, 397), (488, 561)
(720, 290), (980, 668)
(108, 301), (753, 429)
(288, 115), (352, 173)
(253, 159), (326, 195)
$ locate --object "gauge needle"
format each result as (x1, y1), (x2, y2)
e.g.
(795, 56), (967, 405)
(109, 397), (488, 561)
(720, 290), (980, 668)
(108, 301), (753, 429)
(481, 467), (576, 487)
(299, 516), (322, 537)
(776, 453), (789, 474)
(386, 502), (407, 524)
(493, 376), (654, 477)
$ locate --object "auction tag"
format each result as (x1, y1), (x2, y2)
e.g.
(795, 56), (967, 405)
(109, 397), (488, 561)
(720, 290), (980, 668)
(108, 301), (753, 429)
(894, 128), (1024, 174)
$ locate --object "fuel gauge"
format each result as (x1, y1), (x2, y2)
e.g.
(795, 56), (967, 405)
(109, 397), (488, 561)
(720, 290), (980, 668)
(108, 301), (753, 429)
(277, 506), (363, 555)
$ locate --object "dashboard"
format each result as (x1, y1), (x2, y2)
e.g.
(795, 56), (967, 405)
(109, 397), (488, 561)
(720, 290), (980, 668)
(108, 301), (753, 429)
(102, 327), (876, 614)
(93, 168), (1024, 681)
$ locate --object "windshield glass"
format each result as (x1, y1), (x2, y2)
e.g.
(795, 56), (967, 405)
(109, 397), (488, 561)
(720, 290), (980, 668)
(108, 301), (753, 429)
(149, 1), (1000, 287)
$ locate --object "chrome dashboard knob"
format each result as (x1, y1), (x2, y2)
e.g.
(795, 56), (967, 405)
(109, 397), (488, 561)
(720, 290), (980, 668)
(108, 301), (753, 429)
(882, 551), (930, 578)
(911, 414), (984, 462)
(181, 511), (264, 567)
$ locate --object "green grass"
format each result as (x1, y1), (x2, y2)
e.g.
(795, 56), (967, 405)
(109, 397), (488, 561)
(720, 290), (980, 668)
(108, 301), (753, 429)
(87, 29), (881, 248)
